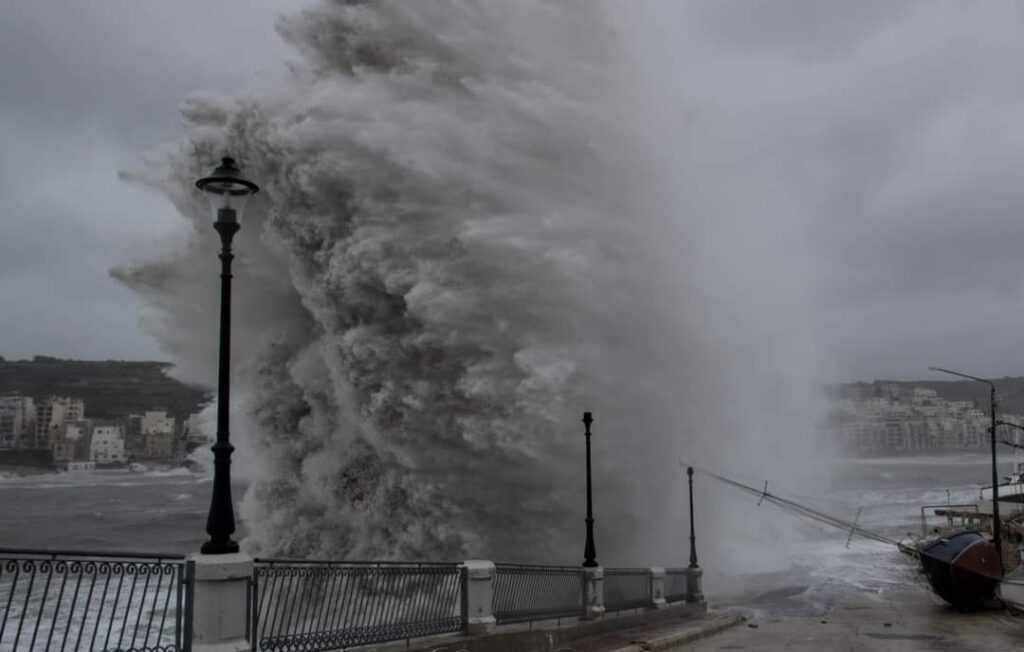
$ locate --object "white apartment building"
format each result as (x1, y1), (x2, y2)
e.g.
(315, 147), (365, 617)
(35, 397), (85, 448)
(0, 395), (35, 448)
(90, 425), (125, 464)
(141, 410), (175, 436)
(182, 413), (208, 443)
(949, 401), (973, 413)
(63, 421), (89, 441)
(861, 397), (889, 417)
(139, 410), (176, 459)
(53, 419), (91, 463)
(830, 385), (1003, 453)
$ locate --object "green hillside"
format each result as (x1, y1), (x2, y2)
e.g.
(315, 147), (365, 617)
(0, 356), (211, 420)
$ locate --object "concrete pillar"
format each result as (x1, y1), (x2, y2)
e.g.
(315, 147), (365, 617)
(189, 552), (253, 652)
(685, 566), (704, 604)
(649, 567), (668, 609)
(462, 560), (497, 635)
(582, 566), (605, 620)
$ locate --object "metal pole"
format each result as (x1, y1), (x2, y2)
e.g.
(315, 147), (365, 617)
(582, 412), (598, 568)
(202, 209), (240, 555)
(687, 466), (698, 568)
(990, 385), (1002, 569)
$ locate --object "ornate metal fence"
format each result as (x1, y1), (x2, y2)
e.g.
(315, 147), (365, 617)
(251, 559), (462, 652)
(492, 564), (584, 625)
(0, 548), (190, 652)
(664, 568), (689, 603)
(603, 568), (651, 613)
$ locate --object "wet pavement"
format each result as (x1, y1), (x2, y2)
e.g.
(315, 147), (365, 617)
(562, 612), (743, 651)
(676, 582), (1024, 652)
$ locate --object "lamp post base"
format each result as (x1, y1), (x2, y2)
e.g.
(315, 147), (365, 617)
(686, 566), (704, 604)
(583, 566), (605, 620)
(189, 552), (253, 652)
(201, 539), (240, 555)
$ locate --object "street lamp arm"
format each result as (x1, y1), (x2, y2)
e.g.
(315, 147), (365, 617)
(928, 366), (995, 391)
(928, 365), (1002, 572)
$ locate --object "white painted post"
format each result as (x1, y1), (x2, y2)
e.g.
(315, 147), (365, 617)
(685, 566), (704, 603)
(189, 552), (253, 652)
(462, 560), (497, 635)
(650, 567), (668, 609)
(582, 566), (605, 620)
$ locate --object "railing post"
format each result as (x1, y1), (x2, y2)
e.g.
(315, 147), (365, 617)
(249, 568), (258, 652)
(461, 560), (496, 635)
(649, 567), (667, 609)
(685, 567), (704, 604)
(188, 552), (253, 651)
(582, 566), (605, 620)
(183, 559), (195, 652)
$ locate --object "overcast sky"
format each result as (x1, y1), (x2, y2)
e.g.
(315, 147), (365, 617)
(4, 0), (1024, 382)
(0, 0), (300, 361)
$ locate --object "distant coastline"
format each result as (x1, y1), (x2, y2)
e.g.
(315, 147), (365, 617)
(0, 356), (211, 420)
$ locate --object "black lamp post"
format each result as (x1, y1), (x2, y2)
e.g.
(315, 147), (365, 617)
(930, 366), (1002, 569)
(195, 157), (259, 555)
(582, 412), (598, 568)
(687, 466), (699, 569)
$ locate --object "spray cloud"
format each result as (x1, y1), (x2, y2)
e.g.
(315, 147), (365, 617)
(116, 0), (824, 567)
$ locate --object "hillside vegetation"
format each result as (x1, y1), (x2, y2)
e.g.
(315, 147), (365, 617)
(0, 356), (211, 420)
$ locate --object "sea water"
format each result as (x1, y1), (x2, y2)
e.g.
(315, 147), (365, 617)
(0, 454), (1009, 583)
(707, 453), (1018, 615)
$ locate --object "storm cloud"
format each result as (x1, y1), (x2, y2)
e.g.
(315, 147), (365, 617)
(3, 0), (1024, 382)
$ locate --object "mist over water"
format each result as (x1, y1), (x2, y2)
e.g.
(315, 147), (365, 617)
(116, 1), (825, 567)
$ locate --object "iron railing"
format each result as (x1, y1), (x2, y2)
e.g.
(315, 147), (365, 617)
(251, 559), (462, 652)
(603, 568), (651, 612)
(664, 568), (689, 603)
(492, 564), (584, 625)
(0, 547), (190, 652)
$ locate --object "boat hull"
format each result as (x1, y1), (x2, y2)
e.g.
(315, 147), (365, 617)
(918, 531), (1001, 610)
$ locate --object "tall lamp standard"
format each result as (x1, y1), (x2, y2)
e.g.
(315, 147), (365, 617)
(582, 412), (598, 568)
(687, 466), (698, 569)
(196, 157), (259, 555)
(929, 366), (1002, 568)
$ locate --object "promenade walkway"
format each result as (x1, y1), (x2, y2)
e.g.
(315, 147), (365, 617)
(558, 612), (742, 652)
(679, 581), (1024, 651)
(368, 603), (735, 652)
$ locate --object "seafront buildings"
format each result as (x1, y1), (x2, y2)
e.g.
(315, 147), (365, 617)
(125, 409), (178, 459)
(33, 396), (84, 448)
(822, 382), (1023, 454)
(0, 394), (34, 448)
(4, 384), (1014, 460)
(0, 392), (207, 468)
(89, 423), (126, 464)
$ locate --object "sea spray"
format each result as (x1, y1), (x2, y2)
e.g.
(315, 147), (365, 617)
(115, 0), (825, 567)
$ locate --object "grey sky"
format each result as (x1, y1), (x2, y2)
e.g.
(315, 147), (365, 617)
(3, 0), (1024, 382)
(0, 0), (298, 361)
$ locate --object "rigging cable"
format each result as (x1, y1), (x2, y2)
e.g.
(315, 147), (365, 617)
(686, 465), (904, 548)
